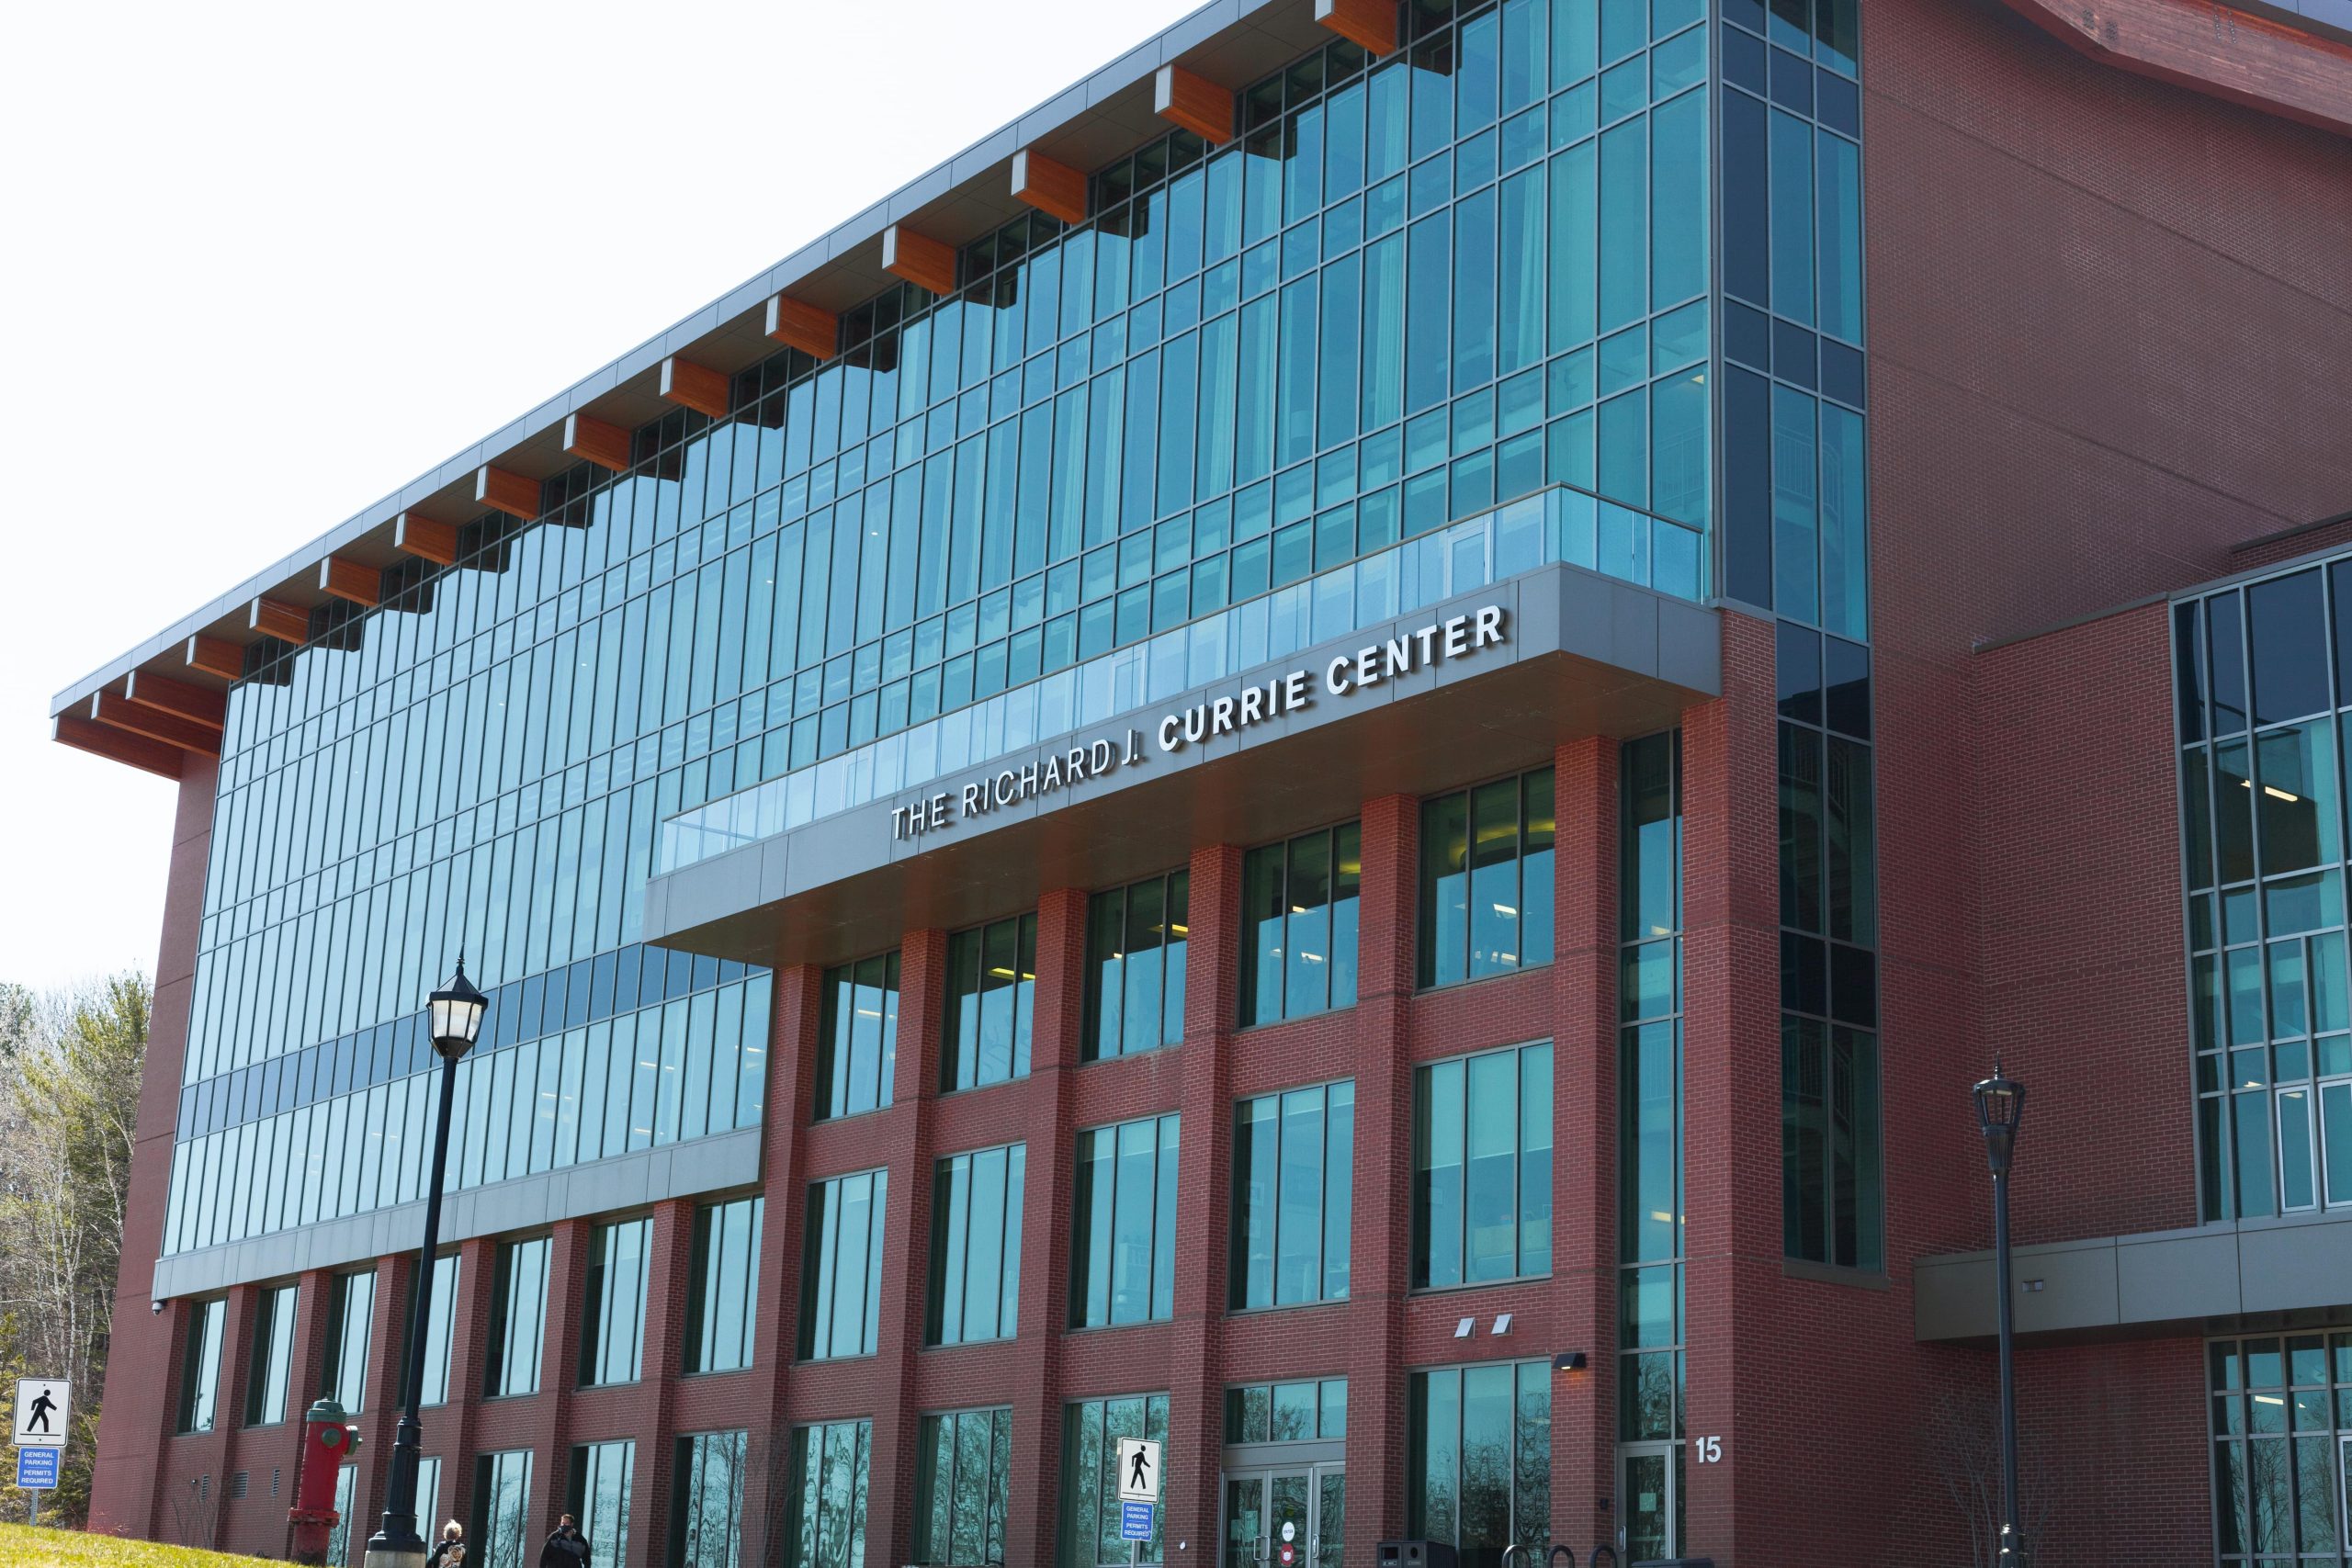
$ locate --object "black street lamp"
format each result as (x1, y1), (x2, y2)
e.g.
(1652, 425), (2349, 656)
(1972, 1062), (2027, 1568)
(364, 960), (488, 1568)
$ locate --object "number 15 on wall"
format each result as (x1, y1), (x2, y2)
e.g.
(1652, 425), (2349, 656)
(1692, 1436), (1724, 1463)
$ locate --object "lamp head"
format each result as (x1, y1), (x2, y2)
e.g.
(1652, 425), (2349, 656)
(428, 958), (489, 1063)
(1973, 1060), (2026, 1176)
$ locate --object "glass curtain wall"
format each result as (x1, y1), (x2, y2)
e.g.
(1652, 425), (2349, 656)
(2178, 564), (2352, 1220)
(1719, 0), (1867, 635)
(162, 0), (1752, 1263)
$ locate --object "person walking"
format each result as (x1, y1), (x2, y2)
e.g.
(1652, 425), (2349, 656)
(425, 1521), (467, 1568)
(539, 1512), (591, 1568)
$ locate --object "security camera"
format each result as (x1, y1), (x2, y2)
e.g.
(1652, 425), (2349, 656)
(151, 1300), (164, 1315)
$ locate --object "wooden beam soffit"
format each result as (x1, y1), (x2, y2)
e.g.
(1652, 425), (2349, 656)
(1155, 64), (1235, 143)
(1997, 0), (2352, 139)
(563, 412), (633, 473)
(475, 465), (539, 521)
(393, 512), (459, 566)
(318, 557), (380, 606)
(248, 597), (310, 644)
(54, 715), (181, 780)
(881, 225), (958, 296)
(1314, 0), (1396, 54)
(659, 356), (732, 419)
(1011, 149), (1089, 225)
(90, 693), (220, 757)
(764, 295), (840, 360)
(124, 670), (227, 731)
(186, 635), (244, 681)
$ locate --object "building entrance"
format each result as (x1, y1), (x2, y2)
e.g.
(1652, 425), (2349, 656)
(1618, 1443), (1680, 1562)
(1222, 1465), (1343, 1568)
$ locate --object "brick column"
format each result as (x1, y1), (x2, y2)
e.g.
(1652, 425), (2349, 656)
(1549, 736), (1621, 1554)
(527, 1217), (593, 1535)
(353, 1249), (416, 1543)
(440, 1236), (501, 1537)
(1678, 611), (1781, 1567)
(209, 1283), (261, 1547)
(863, 928), (948, 1568)
(1168, 842), (1243, 1558)
(626, 1196), (697, 1567)
(1003, 886), (1090, 1568)
(747, 963), (821, 1568)
(1342, 795), (1417, 1548)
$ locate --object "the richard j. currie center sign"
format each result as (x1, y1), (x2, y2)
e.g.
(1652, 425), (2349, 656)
(889, 604), (1508, 842)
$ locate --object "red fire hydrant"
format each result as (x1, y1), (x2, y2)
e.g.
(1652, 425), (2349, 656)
(290, 1396), (361, 1566)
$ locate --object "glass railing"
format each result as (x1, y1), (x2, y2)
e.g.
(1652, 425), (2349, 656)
(657, 485), (1702, 874)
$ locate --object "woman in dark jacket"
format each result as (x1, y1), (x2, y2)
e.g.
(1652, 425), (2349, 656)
(424, 1520), (467, 1568)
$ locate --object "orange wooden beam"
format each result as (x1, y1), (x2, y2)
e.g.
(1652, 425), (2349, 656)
(90, 692), (220, 757)
(393, 512), (458, 566)
(54, 715), (180, 780)
(1315, 0), (1396, 55)
(659, 356), (731, 419)
(124, 669), (226, 731)
(881, 225), (958, 296)
(764, 295), (840, 360)
(475, 465), (539, 521)
(1155, 64), (1234, 144)
(1997, 0), (2352, 139)
(1011, 150), (1088, 226)
(249, 597), (310, 644)
(186, 635), (244, 681)
(318, 556), (379, 607)
(563, 412), (632, 473)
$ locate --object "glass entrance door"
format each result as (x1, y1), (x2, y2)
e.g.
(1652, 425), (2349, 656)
(1224, 1466), (1343, 1568)
(1618, 1444), (1678, 1562)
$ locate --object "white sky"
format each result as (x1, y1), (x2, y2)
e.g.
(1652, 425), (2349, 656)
(0, 0), (1203, 993)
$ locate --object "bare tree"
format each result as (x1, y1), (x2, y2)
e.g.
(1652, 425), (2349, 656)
(1925, 1381), (2056, 1567)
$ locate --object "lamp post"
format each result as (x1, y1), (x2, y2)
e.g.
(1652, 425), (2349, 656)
(363, 960), (489, 1568)
(1972, 1062), (2027, 1568)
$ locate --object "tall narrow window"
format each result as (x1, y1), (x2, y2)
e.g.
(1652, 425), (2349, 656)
(670, 1429), (750, 1568)
(484, 1236), (550, 1398)
(1406, 1361), (1551, 1563)
(1419, 768), (1556, 987)
(1622, 730), (1687, 1454)
(684, 1195), (763, 1374)
(322, 1269), (376, 1412)
(1413, 1043), (1554, 1288)
(399, 1253), (459, 1409)
(787, 1419), (872, 1568)
(567, 1439), (634, 1568)
(1060, 1394), (1170, 1568)
(943, 915), (1037, 1090)
(580, 1217), (651, 1387)
(1239, 824), (1363, 1026)
(1084, 871), (1191, 1060)
(816, 953), (899, 1119)
(928, 1144), (1025, 1346)
(1071, 1114), (1181, 1328)
(1230, 1080), (1354, 1310)
(176, 1298), (226, 1434)
(916, 1407), (1012, 1566)
(800, 1169), (888, 1359)
(470, 1450), (536, 1568)
(244, 1282), (298, 1427)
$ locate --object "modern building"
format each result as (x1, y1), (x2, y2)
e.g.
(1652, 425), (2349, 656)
(51, 0), (2351, 1563)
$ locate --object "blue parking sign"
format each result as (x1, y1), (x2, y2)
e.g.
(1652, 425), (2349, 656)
(1120, 1501), (1155, 1541)
(16, 1447), (59, 1489)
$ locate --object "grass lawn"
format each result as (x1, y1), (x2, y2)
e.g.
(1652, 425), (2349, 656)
(0, 1522), (281, 1567)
